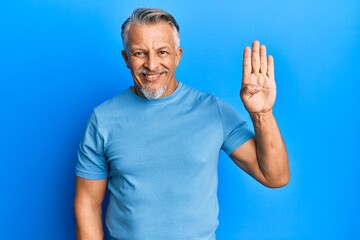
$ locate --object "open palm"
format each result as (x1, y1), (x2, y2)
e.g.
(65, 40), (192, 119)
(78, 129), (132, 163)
(241, 41), (276, 114)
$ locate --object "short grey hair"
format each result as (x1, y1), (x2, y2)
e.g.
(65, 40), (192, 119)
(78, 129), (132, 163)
(121, 8), (180, 50)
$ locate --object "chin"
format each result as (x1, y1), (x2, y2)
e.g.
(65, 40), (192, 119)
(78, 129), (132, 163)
(141, 85), (167, 99)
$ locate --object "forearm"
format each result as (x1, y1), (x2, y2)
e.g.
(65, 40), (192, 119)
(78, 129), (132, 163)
(250, 110), (289, 187)
(74, 199), (104, 240)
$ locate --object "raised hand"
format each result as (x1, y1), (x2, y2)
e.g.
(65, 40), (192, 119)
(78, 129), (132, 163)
(241, 40), (276, 114)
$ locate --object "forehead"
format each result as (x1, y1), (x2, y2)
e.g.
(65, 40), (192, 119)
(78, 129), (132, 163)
(127, 22), (176, 48)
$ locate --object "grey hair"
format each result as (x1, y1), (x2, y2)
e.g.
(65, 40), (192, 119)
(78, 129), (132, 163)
(121, 8), (180, 50)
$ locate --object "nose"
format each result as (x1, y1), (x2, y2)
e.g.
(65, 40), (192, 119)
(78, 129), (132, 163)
(144, 52), (159, 71)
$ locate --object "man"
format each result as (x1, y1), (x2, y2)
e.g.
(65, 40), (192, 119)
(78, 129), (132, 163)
(74, 8), (289, 240)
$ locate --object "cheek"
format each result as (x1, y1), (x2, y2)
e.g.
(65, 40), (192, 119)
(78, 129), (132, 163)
(129, 57), (143, 66)
(164, 58), (178, 69)
(128, 61), (143, 72)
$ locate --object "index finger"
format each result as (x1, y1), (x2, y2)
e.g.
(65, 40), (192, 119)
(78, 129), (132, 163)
(267, 55), (275, 80)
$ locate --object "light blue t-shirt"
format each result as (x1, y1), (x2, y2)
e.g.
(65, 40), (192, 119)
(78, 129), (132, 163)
(76, 82), (254, 240)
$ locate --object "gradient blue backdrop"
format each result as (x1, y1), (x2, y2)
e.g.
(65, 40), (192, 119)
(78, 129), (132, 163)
(1, 0), (359, 239)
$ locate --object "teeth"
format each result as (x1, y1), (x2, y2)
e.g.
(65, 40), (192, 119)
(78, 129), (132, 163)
(146, 74), (160, 80)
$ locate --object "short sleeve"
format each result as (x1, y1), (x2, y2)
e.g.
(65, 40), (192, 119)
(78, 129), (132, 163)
(216, 98), (255, 155)
(76, 111), (109, 180)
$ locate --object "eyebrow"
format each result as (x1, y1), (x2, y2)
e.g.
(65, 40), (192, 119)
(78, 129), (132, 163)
(129, 45), (172, 52)
(129, 48), (146, 53)
(157, 46), (171, 51)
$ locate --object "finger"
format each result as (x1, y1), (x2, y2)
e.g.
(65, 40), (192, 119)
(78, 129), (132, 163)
(267, 55), (275, 80)
(260, 45), (267, 74)
(251, 40), (260, 73)
(243, 46), (251, 79)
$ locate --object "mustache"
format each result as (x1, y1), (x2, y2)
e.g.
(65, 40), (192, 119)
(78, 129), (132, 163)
(136, 68), (169, 75)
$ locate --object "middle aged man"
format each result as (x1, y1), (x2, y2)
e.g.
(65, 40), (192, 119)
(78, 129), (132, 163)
(75, 8), (290, 240)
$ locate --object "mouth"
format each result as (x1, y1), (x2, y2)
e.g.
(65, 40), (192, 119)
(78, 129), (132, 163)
(143, 73), (162, 82)
(137, 69), (168, 82)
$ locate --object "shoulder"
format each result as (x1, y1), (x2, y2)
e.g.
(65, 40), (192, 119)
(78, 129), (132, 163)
(183, 84), (235, 110)
(85, 88), (135, 129)
(180, 83), (219, 103)
(93, 88), (133, 115)
(182, 84), (244, 121)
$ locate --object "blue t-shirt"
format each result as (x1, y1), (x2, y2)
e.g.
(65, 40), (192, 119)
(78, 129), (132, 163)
(76, 82), (254, 240)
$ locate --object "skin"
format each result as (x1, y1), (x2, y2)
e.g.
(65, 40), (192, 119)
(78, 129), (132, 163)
(74, 178), (107, 240)
(230, 40), (290, 188)
(74, 22), (289, 239)
(121, 22), (182, 98)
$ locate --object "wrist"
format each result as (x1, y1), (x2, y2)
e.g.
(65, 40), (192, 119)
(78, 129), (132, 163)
(250, 110), (273, 119)
(249, 110), (275, 129)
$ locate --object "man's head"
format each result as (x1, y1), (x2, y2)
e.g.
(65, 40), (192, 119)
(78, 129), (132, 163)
(121, 8), (182, 99)
(121, 8), (180, 51)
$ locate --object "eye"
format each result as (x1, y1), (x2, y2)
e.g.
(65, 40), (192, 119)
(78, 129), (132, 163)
(158, 50), (169, 56)
(133, 52), (146, 57)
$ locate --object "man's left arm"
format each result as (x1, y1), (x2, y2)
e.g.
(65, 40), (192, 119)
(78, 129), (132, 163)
(230, 40), (290, 188)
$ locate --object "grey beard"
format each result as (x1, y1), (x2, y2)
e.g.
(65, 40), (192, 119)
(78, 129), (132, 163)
(140, 85), (167, 99)
(135, 68), (169, 99)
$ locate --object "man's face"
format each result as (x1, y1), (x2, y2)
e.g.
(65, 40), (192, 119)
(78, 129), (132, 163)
(122, 21), (182, 99)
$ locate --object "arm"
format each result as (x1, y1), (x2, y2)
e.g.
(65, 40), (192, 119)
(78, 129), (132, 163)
(74, 177), (107, 240)
(230, 40), (289, 188)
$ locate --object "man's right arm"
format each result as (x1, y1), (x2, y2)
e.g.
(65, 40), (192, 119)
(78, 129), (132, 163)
(74, 177), (107, 240)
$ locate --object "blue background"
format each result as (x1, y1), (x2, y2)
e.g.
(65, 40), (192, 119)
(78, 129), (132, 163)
(1, 0), (359, 239)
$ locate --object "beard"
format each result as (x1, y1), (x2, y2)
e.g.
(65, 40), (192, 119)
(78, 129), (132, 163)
(140, 84), (167, 99)
(136, 68), (169, 99)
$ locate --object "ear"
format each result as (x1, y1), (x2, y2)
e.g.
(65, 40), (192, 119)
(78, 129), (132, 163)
(175, 47), (183, 67)
(121, 50), (130, 69)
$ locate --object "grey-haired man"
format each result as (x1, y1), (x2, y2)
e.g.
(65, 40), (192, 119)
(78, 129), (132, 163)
(74, 8), (289, 240)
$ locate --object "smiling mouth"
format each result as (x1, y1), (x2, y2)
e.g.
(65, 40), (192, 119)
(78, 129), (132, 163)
(137, 69), (168, 82)
(143, 73), (161, 81)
